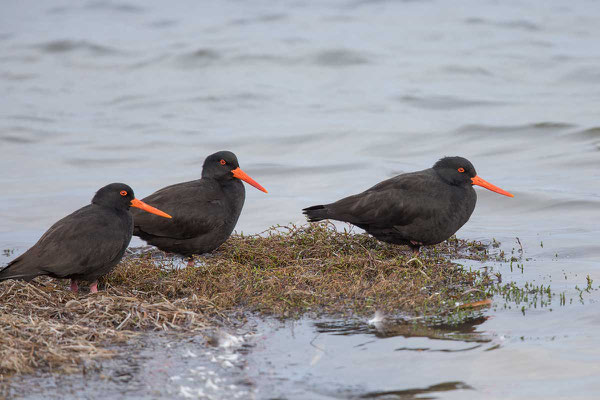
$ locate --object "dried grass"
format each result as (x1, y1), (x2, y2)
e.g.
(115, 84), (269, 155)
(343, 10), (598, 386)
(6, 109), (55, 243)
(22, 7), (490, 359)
(0, 280), (209, 378)
(0, 223), (494, 377)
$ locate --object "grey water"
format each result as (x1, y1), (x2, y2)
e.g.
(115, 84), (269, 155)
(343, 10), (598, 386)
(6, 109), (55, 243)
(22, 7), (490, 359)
(1, 0), (600, 398)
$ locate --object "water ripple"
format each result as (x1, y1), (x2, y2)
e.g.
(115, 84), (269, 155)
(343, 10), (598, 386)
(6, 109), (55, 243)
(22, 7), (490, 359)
(399, 94), (506, 110)
(32, 40), (123, 55)
(146, 19), (179, 29)
(569, 127), (600, 150)
(231, 53), (298, 65)
(176, 48), (222, 67)
(455, 122), (576, 136)
(65, 157), (139, 167)
(229, 14), (287, 26)
(7, 115), (55, 123)
(561, 67), (600, 83)
(0, 71), (37, 81)
(84, 1), (145, 14)
(312, 49), (370, 67)
(0, 135), (35, 144)
(440, 65), (493, 76)
(465, 17), (542, 32)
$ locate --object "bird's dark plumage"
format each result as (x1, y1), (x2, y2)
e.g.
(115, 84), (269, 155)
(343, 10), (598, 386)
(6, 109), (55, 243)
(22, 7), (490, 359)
(303, 157), (513, 252)
(132, 151), (267, 257)
(0, 183), (171, 292)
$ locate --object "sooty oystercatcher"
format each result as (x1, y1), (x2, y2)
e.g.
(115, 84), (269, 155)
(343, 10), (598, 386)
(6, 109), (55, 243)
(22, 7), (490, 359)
(0, 183), (171, 293)
(303, 156), (513, 254)
(132, 151), (267, 260)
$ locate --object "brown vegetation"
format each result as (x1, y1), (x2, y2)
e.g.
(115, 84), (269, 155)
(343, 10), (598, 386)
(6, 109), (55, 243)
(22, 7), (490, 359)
(0, 223), (494, 377)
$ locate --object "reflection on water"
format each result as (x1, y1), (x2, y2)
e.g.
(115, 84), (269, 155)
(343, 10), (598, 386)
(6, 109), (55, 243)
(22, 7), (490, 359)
(314, 315), (490, 344)
(360, 381), (473, 400)
(1, 0), (600, 398)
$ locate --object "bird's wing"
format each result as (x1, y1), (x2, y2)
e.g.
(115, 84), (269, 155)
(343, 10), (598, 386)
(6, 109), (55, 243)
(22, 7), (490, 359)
(0, 206), (128, 280)
(132, 180), (226, 240)
(327, 172), (443, 228)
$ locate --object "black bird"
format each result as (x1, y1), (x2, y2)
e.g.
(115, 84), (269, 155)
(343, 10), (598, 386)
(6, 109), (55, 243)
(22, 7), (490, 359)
(303, 156), (513, 254)
(0, 183), (172, 293)
(132, 151), (267, 259)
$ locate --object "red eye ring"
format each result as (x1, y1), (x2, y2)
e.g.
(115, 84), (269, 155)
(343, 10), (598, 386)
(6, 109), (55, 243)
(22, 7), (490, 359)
(120, 190), (127, 196)
(220, 159), (226, 165)
(458, 167), (465, 173)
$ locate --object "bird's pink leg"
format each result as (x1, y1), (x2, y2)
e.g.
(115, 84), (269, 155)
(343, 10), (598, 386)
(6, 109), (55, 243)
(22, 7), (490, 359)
(89, 281), (98, 294)
(187, 257), (195, 268)
(70, 279), (79, 293)
(410, 241), (422, 257)
(407, 241), (423, 267)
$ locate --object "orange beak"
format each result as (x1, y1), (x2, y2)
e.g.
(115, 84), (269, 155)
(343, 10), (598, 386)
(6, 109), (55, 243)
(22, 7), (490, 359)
(232, 167), (268, 193)
(471, 176), (514, 197)
(130, 198), (172, 218)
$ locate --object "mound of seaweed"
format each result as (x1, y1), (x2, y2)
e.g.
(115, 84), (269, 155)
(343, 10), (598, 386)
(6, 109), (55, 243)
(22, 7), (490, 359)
(0, 223), (494, 377)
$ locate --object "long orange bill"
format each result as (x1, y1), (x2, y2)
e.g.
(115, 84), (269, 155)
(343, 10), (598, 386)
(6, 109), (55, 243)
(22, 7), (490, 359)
(130, 198), (172, 218)
(232, 167), (268, 193)
(471, 175), (514, 197)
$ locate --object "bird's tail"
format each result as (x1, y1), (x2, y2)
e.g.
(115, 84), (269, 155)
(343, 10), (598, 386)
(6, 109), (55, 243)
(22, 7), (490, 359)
(302, 205), (330, 222)
(0, 256), (38, 282)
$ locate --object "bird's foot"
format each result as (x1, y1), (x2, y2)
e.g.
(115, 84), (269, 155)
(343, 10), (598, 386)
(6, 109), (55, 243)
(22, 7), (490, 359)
(409, 241), (422, 255)
(89, 281), (98, 294)
(70, 279), (79, 293)
(187, 257), (195, 268)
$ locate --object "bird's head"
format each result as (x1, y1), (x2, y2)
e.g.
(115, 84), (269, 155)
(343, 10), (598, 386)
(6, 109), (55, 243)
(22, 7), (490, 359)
(433, 157), (513, 197)
(92, 183), (172, 217)
(201, 151), (267, 193)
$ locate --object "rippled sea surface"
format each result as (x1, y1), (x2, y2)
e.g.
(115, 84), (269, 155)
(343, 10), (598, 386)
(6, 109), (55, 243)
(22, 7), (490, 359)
(1, 0), (600, 399)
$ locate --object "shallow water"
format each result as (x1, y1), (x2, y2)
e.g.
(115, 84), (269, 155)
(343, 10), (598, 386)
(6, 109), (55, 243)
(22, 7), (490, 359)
(1, 0), (600, 398)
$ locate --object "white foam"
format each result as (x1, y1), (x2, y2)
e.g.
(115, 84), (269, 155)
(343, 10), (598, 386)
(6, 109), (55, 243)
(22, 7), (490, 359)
(368, 310), (385, 325)
(217, 331), (244, 348)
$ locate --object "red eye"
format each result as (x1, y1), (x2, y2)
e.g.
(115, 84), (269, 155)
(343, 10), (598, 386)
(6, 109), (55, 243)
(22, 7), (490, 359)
(458, 168), (465, 173)
(120, 190), (127, 196)
(220, 159), (226, 165)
